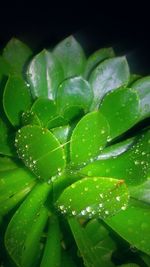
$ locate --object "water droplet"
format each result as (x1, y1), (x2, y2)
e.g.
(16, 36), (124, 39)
(105, 210), (109, 215)
(99, 193), (103, 198)
(99, 203), (103, 208)
(84, 187), (88, 191)
(72, 210), (76, 215)
(116, 196), (120, 201)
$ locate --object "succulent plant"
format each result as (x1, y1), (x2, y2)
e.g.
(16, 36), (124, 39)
(0, 36), (150, 267)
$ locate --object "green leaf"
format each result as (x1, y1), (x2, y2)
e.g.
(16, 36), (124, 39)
(131, 76), (150, 119)
(56, 177), (129, 219)
(70, 111), (109, 167)
(26, 49), (64, 100)
(68, 218), (116, 267)
(40, 215), (61, 267)
(56, 76), (93, 121)
(31, 97), (57, 126)
(0, 156), (18, 171)
(5, 182), (51, 267)
(3, 75), (32, 127)
(53, 35), (86, 79)
(90, 57), (130, 109)
(0, 167), (36, 215)
(99, 87), (140, 140)
(21, 207), (48, 267)
(3, 38), (32, 74)
(0, 117), (15, 156)
(15, 125), (66, 181)
(105, 199), (150, 255)
(129, 179), (150, 204)
(84, 47), (115, 79)
(80, 130), (150, 186)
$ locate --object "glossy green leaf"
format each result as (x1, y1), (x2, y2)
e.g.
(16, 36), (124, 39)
(69, 218), (116, 267)
(3, 76), (32, 127)
(84, 47), (115, 79)
(105, 199), (150, 255)
(40, 215), (61, 267)
(56, 177), (129, 219)
(0, 167), (36, 215)
(99, 87), (140, 140)
(3, 38), (32, 74)
(26, 49), (64, 100)
(70, 111), (109, 167)
(5, 182), (51, 267)
(53, 35), (86, 79)
(131, 76), (150, 119)
(21, 110), (41, 126)
(31, 97), (57, 126)
(0, 156), (18, 171)
(0, 117), (15, 156)
(15, 125), (66, 181)
(80, 130), (150, 186)
(90, 57), (130, 109)
(56, 76), (93, 121)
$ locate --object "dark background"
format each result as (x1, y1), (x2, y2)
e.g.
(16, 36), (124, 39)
(0, 4), (150, 74)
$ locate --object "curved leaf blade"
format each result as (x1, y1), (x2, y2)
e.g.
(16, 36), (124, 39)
(90, 57), (130, 109)
(40, 215), (61, 267)
(27, 49), (64, 100)
(99, 87), (140, 140)
(56, 177), (129, 219)
(53, 35), (86, 79)
(70, 111), (109, 167)
(5, 183), (51, 267)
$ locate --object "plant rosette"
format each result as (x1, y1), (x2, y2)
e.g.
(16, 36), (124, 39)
(0, 36), (150, 267)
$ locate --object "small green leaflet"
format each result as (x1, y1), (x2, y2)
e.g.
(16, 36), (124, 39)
(56, 177), (129, 219)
